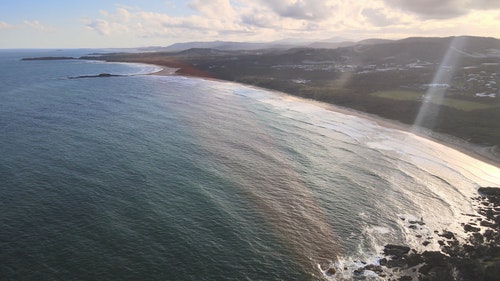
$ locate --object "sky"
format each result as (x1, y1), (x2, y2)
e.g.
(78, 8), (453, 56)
(1, 0), (499, 48)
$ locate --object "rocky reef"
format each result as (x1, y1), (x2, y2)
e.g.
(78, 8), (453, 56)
(325, 187), (499, 281)
(21, 56), (76, 60)
(68, 73), (122, 79)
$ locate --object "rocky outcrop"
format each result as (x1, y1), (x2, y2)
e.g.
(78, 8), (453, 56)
(328, 187), (500, 280)
(68, 73), (122, 79)
(21, 56), (76, 60)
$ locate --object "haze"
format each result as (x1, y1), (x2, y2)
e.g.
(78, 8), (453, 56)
(1, 0), (499, 48)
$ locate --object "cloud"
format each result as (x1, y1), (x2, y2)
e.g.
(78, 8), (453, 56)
(116, 7), (132, 22)
(0, 21), (14, 29)
(85, 4), (251, 40)
(362, 8), (398, 27)
(241, 10), (279, 28)
(471, 0), (500, 10)
(82, 1), (500, 44)
(23, 20), (53, 32)
(85, 7), (134, 36)
(188, 0), (235, 19)
(85, 18), (131, 36)
(258, 0), (338, 21)
(383, 0), (500, 19)
(83, 2), (373, 40)
(86, 19), (113, 35)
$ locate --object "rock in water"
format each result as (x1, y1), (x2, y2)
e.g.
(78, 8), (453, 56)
(383, 244), (410, 257)
(325, 267), (336, 276)
(478, 187), (500, 205)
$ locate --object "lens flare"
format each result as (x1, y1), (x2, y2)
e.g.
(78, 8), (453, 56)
(412, 36), (467, 130)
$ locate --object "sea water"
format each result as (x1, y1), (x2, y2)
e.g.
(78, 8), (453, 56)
(1, 50), (499, 280)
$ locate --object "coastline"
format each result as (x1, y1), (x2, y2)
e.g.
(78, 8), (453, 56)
(144, 62), (500, 168)
(316, 100), (500, 169)
(145, 62), (500, 280)
(146, 66), (178, 76)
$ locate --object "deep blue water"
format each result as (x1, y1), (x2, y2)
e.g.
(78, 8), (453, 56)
(1, 50), (499, 280)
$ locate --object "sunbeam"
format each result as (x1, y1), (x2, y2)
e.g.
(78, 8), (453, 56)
(412, 36), (468, 131)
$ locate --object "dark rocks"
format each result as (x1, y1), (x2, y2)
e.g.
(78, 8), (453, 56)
(384, 244), (410, 257)
(97, 73), (113, 77)
(353, 268), (364, 275)
(470, 232), (484, 244)
(463, 224), (480, 232)
(69, 73), (122, 79)
(478, 187), (500, 197)
(483, 229), (494, 240)
(409, 219), (425, 225)
(21, 56), (76, 60)
(439, 230), (455, 239)
(338, 186), (500, 281)
(422, 251), (447, 266)
(325, 267), (336, 276)
(363, 264), (384, 274)
(480, 220), (495, 227)
(406, 253), (425, 268)
(478, 187), (500, 205)
(484, 263), (500, 281)
(351, 264), (387, 277)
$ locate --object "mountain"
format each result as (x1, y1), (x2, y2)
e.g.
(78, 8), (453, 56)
(140, 36), (498, 54)
(319, 36), (353, 43)
(264, 36), (498, 66)
(342, 36), (500, 64)
(156, 37), (396, 52)
(159, 40), (299, 52)
(307, 41), (357, 49)
(357, 38), (394, 45)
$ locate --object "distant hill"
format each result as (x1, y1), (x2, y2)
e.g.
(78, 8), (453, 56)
(307, 41), (357, 49)
(275, 36), (500, 66)
(114, 36), (500, 67)
(154, 38), (398, 52)
(307, 38), (394, 49)
(341, 36), (500, 65)
(175, 48), (232, 56)
(157, 40), (299, 52)
(139, 36), (499, 55)
(357, 38), (394, 45)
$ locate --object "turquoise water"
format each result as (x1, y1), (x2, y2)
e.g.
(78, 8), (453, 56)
(1, 50), (499, 280)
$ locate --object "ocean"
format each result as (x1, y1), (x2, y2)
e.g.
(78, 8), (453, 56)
(1, 49), (499, 280)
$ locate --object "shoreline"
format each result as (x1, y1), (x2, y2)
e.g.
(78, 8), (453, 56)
(146, 66), (178, 76)
(146, 62), (500, 281)
(144, 63), (500, 168)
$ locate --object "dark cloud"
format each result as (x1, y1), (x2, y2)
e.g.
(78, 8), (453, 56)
(383, 0), (468, 19)
(362, 8), (396, 27)
(241, 11), (276, 28)
(384, 0), (500, 19)
(470, 0), (500, 10)
(262, 0), (337, 21)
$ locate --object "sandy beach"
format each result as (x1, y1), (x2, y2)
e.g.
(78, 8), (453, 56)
(145, 63), (500, 168)
(147, 67), (178, 76)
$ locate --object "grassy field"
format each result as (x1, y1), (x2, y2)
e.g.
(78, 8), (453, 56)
(371, 90), (499, 111)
